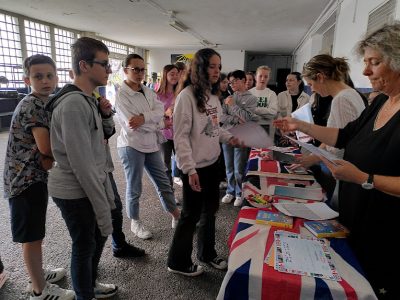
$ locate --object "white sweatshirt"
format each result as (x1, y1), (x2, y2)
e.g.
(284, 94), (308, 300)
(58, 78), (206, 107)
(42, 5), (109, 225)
(173, 86), (232, 175)
(115, 81), (164, 153)
(249, 87), (278, 124)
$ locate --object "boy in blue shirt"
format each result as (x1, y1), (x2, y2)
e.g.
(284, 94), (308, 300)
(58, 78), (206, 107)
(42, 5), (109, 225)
(3, 54), (74, 300)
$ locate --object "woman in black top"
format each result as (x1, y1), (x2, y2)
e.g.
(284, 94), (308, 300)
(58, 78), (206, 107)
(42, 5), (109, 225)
(274, 22), (400, 299)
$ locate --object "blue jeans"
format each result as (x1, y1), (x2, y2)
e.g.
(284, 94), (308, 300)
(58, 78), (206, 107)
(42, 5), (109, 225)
(172, 156), (180, 177)
(118, 146), (177, 220)
(168, 161), (220, 269)
(53, 197), (107, 300)
(222, 144), (248, 197)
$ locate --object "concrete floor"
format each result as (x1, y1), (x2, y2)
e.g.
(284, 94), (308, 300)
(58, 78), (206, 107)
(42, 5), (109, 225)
(0, 128), (240, 300)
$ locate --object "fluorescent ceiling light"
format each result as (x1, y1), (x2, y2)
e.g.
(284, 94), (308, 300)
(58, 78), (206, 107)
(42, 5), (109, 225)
(169, 19), (187, 32)
(200, 40), (212, 46)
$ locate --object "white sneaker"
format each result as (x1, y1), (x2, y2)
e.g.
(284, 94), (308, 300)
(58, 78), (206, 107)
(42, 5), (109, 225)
(173, 177), (183, 187)
(27, 267), (67, 292)
(30, 282), (75, 300)
(234, 196), (243, 207)
(131, 220), (153, 239)
(219, 181), (228, 189)
(172, 218), (179, 229)
(221, 194), (234, 204)
(94, 281), (118, 299)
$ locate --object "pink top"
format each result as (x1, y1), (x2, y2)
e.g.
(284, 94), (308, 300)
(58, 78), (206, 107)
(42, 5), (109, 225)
(157, 91), (174, 140)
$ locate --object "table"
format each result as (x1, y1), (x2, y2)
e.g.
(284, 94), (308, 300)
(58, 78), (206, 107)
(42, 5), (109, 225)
(217, 148), (377, 300)
(217, 207), (377, 300)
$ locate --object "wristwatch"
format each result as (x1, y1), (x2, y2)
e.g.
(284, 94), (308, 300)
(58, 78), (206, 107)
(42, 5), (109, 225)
(361, 174), (374, 190)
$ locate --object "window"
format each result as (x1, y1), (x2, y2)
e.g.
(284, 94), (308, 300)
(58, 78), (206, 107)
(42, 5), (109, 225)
(102, 39), (128, 55)
(54, 28), (76, 86)
(367, 0), (396, 35)
(24, 20), (51, 57)
(0, 13), (24, 88)
(0, 9), (140, 91)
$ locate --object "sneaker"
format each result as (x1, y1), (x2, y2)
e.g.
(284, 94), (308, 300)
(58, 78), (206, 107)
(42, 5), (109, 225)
(113, 243), (146, 258)
(233, 196), (243, 207)
(201, 256), (228, 270)
(131, 220), (152, 240)
(172, 218), (179, 229)
(30, 282), (75, 300)
(27, 267), (67, 292)
(167, 264), (204, 277)
(173, 177), (183, 187)
(221, 194), (234, 204)
(94, 281), (118, 299)
(219, 181), (228, 189)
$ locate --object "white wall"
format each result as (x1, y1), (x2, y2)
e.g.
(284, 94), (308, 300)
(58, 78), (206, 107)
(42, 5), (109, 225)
(292, 36), (320, 73)
(148, 49), (245, 75)
(293, 0), (395, 89)
(334, 0), (388, 89)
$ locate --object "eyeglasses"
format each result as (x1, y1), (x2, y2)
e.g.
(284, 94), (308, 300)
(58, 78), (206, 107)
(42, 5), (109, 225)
(125, 67), (147, 74)
(229, 79), (241, 85)
(87, 60), (112, 71)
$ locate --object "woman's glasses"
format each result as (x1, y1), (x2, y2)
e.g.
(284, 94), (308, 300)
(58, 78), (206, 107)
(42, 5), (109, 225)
(125, 67), (147, 74)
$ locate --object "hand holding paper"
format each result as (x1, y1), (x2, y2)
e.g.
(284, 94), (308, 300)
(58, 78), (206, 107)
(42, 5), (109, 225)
(319, 157), (367, 185)
(273, 116), (304, 134)
(284, 135), (339, 166)
(228, 121), (273, 149)
(291, 103), (313, 142)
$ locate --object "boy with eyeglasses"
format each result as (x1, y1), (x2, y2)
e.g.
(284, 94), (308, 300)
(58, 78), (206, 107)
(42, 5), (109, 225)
(220, 70), (258, 207)
(46, 37), (118, 300)
(3, 54), (75, 300)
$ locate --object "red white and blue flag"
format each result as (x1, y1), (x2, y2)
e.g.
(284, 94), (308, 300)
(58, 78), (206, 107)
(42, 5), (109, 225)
(217, 207), (377, 300)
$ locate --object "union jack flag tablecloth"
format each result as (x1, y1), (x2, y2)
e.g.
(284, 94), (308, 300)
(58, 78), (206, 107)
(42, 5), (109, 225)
(217, 207), (377, 300)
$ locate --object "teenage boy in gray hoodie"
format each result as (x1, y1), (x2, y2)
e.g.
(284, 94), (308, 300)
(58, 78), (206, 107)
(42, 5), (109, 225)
(46, 37), (118, 300)
(220, 70), (258, 207)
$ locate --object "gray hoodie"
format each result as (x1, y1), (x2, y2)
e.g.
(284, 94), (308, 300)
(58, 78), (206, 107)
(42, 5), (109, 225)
(46, 84), (115, 237)
(220, 90), (258, 130)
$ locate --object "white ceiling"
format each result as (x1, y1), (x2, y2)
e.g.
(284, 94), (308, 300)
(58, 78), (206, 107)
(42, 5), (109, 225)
(0, 0), (331, 53)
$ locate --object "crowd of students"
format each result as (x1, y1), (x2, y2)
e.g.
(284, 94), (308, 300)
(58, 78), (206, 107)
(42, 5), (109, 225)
(2, 22), (398, 300)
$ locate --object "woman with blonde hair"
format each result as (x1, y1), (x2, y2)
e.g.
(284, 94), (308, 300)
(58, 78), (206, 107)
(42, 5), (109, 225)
(295, 54), (365, 166)
(274, 22), (400, 297)
(249, 65), (278, 135)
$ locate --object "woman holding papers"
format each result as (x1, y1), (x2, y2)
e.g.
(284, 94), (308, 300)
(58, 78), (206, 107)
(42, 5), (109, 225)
(291, 54), (366, 204)
(168, 48), (240, 276)
(300, 54), (365, 162)
(274, 22), (400, 299)
(277, 71), (310, 117)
